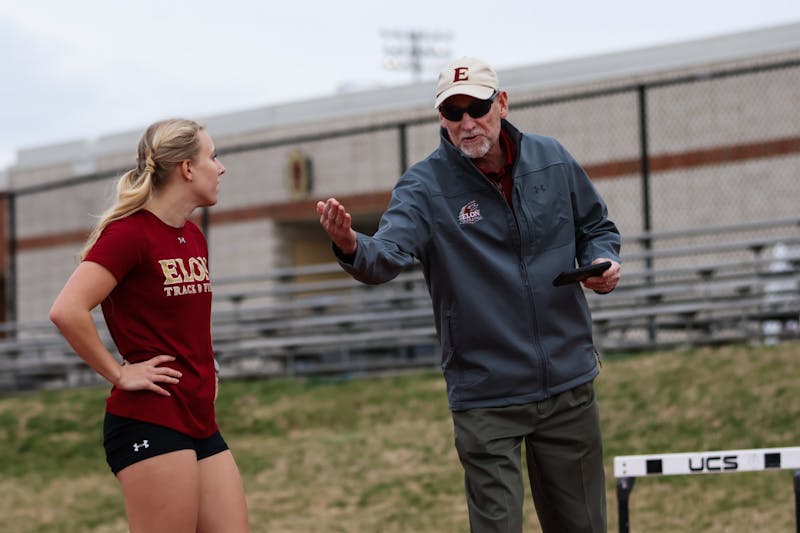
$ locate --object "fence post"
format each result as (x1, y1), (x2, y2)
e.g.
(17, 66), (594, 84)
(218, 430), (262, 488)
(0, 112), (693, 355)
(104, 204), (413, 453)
(616, 476), (635, 533)
(637, 84), (657, 344)
(5, 192), (16, 324)
(794, 470), (800, 533)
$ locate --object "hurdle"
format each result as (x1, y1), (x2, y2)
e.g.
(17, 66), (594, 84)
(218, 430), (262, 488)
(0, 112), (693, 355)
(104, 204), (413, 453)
(614, 446), (800, 533)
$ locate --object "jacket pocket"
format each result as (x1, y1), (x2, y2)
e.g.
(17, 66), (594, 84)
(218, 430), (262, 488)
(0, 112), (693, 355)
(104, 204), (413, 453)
(440, 309), (456, 370)
(440, 308), (490, 398)
(518, 167), (573, 251)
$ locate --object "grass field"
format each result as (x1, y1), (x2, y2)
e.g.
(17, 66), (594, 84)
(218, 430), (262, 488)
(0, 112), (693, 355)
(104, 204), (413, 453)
(1, 342), (799, 532)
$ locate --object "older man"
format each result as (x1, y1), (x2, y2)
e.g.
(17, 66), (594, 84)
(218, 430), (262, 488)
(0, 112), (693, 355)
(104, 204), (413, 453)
(317, 57), (621, 532)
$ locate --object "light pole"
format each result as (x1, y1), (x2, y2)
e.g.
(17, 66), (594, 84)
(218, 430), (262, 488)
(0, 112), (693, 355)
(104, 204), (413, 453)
(381, 29), (452, 83)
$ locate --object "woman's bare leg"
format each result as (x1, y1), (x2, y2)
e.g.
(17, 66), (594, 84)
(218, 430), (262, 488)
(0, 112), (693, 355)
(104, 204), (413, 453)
(197, 450), (249, 533)
(117, 449), (200, 533)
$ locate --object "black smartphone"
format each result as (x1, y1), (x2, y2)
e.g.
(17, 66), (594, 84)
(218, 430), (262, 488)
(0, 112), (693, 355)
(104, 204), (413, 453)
(552, 261), (612, 286)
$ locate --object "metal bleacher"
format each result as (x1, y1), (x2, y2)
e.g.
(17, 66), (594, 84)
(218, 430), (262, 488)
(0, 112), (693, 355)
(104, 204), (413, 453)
(1, 217), (798, 392)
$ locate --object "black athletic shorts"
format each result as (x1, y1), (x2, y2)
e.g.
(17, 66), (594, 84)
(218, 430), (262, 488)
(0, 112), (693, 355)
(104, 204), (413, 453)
(103, 413), (229, 475)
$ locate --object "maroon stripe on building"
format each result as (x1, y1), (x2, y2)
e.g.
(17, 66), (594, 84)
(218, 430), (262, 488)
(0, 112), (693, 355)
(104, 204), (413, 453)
(15, 137), (800, 251)
(586, 136), (800, 178)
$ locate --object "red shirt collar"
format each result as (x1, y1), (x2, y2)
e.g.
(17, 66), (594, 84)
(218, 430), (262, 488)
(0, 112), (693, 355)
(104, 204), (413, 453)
(484, 128), (516, 181)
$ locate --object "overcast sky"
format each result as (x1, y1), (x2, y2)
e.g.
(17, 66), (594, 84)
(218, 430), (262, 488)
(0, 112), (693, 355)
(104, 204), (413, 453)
(2, 0), (799, 171)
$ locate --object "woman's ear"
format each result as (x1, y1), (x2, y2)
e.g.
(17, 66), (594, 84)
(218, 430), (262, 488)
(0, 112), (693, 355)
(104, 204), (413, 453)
(180, 159), (192, 180)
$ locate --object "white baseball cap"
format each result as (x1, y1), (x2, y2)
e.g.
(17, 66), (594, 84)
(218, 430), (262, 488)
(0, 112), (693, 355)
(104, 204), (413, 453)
(434, 57), (499, 109)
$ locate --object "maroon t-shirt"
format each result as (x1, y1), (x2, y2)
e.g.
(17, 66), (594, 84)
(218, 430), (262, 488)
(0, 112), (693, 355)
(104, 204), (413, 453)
(85, 210), (217, 438)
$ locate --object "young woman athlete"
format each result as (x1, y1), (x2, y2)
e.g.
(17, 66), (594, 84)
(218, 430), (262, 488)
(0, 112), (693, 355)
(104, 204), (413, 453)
(50, 118), (249, 532)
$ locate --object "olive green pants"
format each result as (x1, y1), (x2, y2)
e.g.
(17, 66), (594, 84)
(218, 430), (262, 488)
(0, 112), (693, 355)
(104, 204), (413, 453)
(452, 381), (606, 533)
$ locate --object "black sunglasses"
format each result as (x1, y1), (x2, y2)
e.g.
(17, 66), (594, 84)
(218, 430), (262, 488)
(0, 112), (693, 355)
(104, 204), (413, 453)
(439, 90), (498, 122)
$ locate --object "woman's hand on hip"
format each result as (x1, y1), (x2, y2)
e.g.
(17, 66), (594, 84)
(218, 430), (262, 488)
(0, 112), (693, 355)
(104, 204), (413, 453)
(115, 355), (182, 396)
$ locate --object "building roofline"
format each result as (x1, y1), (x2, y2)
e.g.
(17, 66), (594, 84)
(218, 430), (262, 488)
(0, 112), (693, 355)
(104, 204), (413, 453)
(13, 21), (800, 170)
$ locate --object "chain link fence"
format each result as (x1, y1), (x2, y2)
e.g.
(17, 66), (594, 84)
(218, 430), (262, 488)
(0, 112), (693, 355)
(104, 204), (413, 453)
(4, 57), (799, 322)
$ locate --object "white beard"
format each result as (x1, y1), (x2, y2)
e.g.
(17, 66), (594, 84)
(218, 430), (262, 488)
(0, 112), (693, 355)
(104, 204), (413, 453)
(459, 137), (491, 159)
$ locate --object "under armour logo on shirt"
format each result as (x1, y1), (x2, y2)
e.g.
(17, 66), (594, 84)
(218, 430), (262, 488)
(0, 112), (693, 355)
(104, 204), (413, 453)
(178, 237), (186, 244)
(133, 440), (149, 452)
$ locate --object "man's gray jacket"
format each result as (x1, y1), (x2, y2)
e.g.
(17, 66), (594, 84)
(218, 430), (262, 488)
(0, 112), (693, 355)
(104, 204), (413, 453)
(336, 120), (621, 411)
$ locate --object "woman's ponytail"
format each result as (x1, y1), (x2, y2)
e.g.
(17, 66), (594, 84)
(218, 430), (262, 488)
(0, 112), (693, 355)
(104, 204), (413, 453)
(79, 119), (203, 259)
